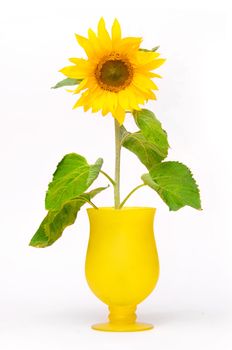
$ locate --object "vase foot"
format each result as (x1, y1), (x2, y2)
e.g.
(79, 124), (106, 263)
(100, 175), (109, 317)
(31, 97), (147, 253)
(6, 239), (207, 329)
(91, 322), (154, 332)
(91, 304), (153, 332)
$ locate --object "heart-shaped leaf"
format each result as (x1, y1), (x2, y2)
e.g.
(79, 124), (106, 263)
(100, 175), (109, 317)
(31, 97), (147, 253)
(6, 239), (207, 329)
(121, 109), (169, 170)
(142, 161), (201, 211)
(45, 153), (103, 211)
(30, 187), (107, 248)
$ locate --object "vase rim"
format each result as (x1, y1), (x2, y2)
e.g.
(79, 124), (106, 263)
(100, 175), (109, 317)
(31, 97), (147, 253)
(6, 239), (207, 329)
(87, 206), (156, 212)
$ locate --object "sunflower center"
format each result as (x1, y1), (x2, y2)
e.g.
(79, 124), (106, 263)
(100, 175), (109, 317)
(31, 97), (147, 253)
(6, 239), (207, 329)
(100, 60), (129, 86)
(95, 55), (133, 92)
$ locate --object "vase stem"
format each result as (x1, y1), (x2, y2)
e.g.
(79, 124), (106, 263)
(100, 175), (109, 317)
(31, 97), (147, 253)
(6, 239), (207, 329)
(108, 305), (137, 324)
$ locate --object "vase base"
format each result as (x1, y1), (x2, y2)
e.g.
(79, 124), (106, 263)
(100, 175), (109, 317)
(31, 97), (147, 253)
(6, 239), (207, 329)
(91, 322), (154, 332)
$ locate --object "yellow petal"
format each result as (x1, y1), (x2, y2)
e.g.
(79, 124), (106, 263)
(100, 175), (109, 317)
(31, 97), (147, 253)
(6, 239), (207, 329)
(113, 104), (126, 125)
(81, 87), (101, 112)
(135, 51), (160, 65)
(116, 37), (142, 55)
(125, 87), (140, 110)
(73, 79), (88, 93)
(92, 95), (103, 112)
(108, 92), (118, 111)
(118, 90), (128, 110)
(75, 34), (95, 58)
(133, 74), (159, 91)
(65, 88), (75, 93)
(87, 28), (102, 58)
(102, 107), (110, 116)
(111, 18), (121, 41)
(73, 90), (89, 109)
(131, 83), (157, 101)
(102, 91), (112, 114)
(135, 68), (162, 78)
(145, 90), (157, 100)
(97, 17), (112, 50)
(91, 90), (105, 112)
(68, 57), (88, 65)
(83, 103), (91, 112)
(130, 84), (147, 103)
(152, 73), (162, 78)
(59, 64), (88, 79)
(142, 71), (162, 78)
(143, 58), (166, 71)
(73, 94), (86, 109)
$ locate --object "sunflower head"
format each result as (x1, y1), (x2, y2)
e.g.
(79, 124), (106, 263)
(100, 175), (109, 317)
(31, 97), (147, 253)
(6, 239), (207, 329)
(60, 18), (165, 124)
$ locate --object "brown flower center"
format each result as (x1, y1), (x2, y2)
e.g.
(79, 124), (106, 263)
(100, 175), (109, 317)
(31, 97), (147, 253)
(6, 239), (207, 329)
(95, 54), (133, 92)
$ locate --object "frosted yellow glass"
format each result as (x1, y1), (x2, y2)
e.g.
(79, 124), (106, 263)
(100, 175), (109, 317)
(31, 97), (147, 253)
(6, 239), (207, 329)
(85, 207), (159, 332)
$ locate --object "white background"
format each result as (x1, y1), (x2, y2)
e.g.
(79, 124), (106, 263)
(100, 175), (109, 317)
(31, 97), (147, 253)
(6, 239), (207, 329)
(0, 0), (231, 349)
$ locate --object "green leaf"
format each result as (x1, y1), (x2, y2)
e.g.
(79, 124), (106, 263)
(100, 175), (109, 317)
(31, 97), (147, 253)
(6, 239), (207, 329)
(51, 78), (82, 89)
(121, 109), (169, 170)
(133, 110), (169, 159)
(121, 128), (164, 169)
(142, 161), (201, 211)
(45, 153), (103, 211)
(30, 187), (107, 248)
(139, 46), (160, 52)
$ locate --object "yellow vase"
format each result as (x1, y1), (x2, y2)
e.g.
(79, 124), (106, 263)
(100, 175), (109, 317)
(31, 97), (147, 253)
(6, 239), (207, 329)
(85, 207), (159, 332)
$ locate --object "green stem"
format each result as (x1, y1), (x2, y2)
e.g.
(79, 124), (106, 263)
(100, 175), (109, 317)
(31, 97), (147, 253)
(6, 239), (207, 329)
(114, 119), (122, 208)
(77, 195), (98, 209)
(119, 184), (146, 208)
(85, 199), (98, 209)
(100, 170), (115, 186)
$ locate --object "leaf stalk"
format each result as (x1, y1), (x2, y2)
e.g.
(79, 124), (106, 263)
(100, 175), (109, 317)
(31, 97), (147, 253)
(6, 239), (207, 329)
(100, 170), (116, 186)
(119, 184), (146, 208)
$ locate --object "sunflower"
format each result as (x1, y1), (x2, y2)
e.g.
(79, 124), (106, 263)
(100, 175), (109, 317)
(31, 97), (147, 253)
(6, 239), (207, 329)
(60, 18), (165, 124)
